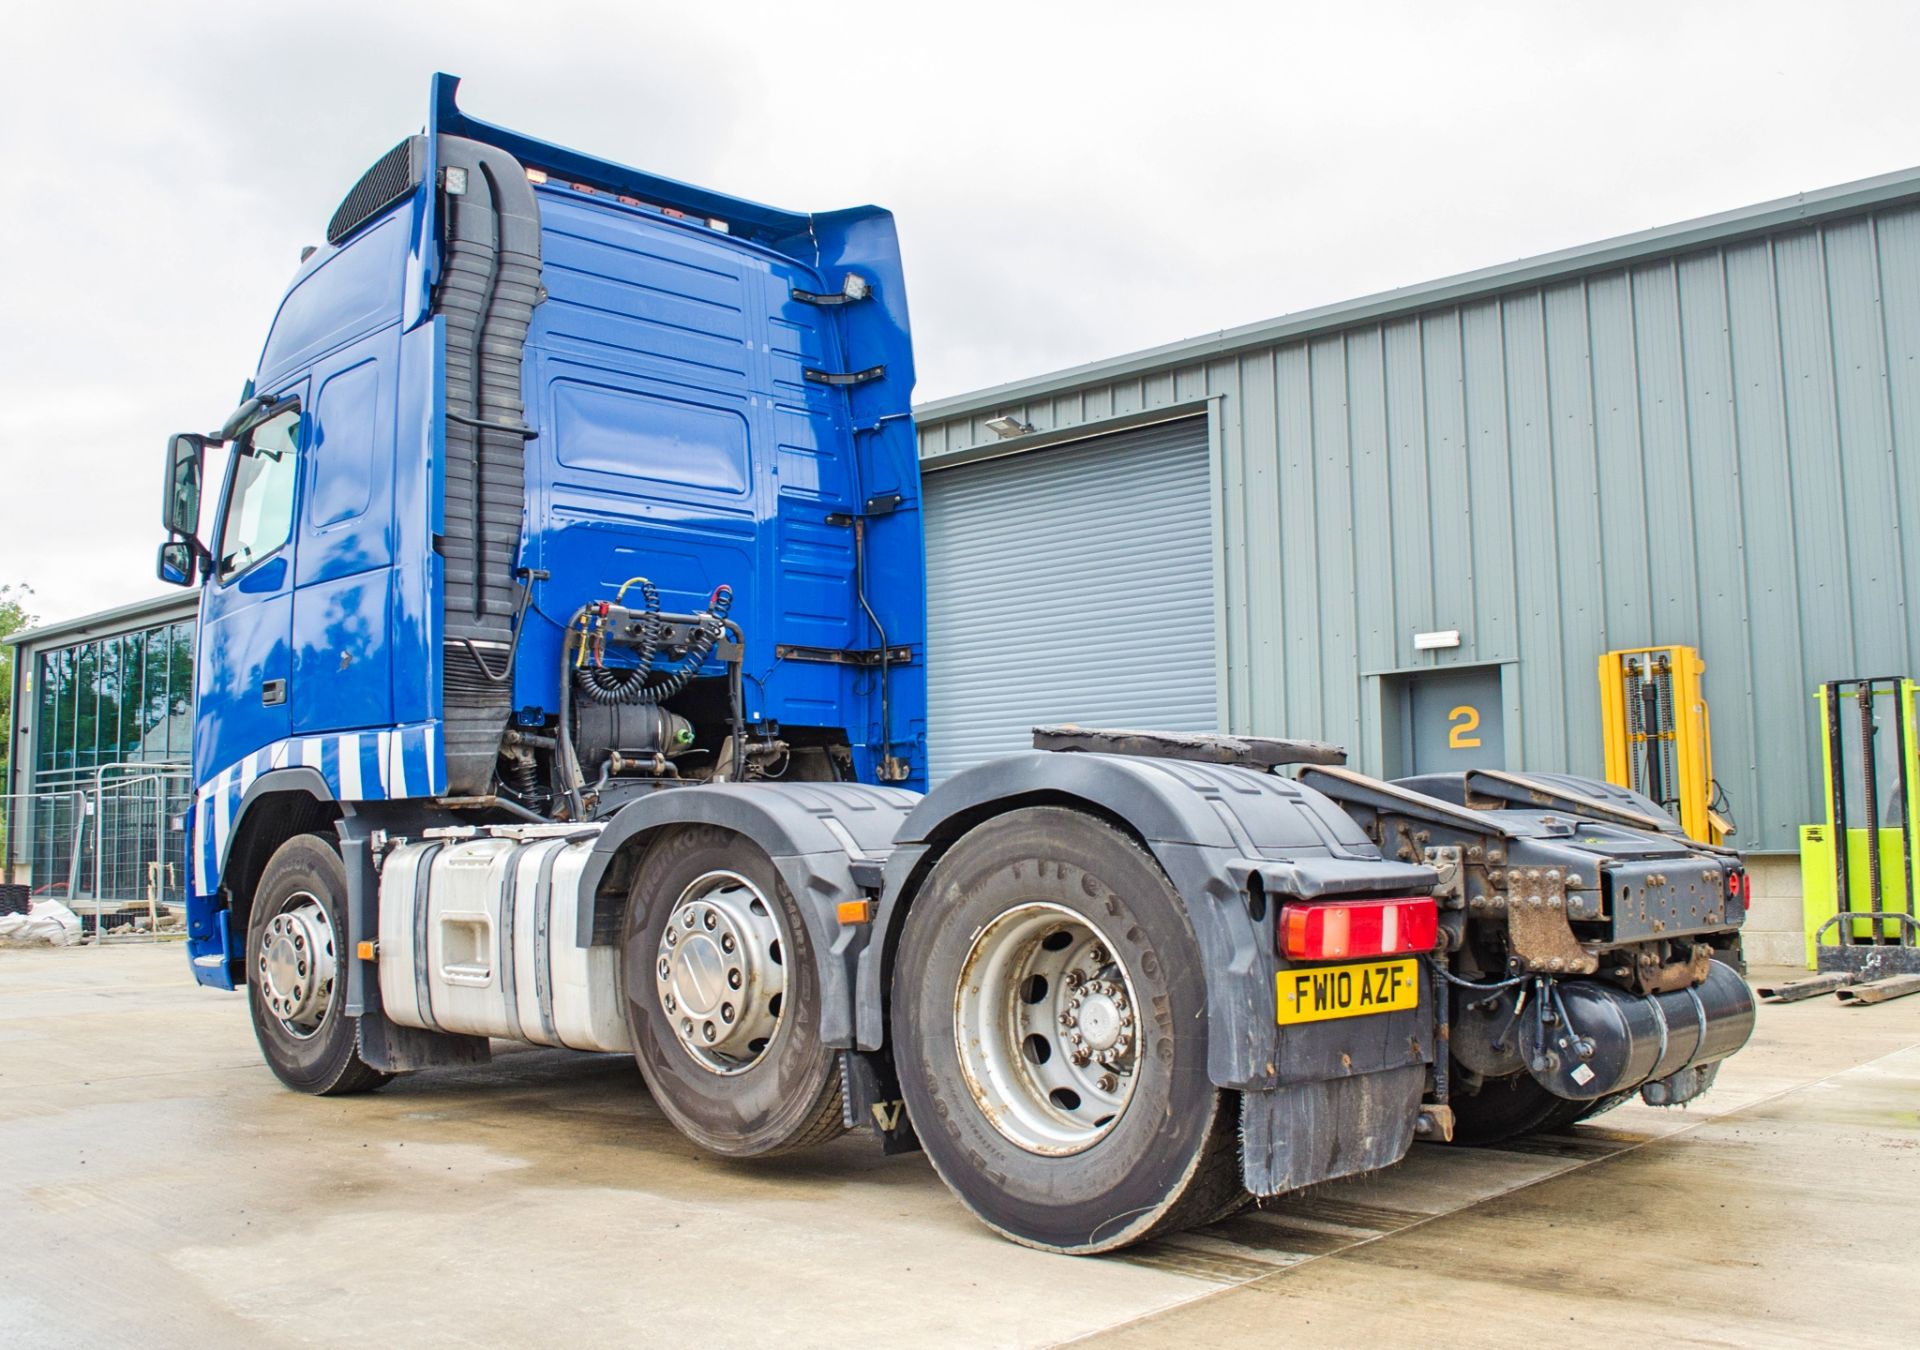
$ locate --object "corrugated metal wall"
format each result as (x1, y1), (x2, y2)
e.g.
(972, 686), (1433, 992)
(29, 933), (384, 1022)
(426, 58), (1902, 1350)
(917, 199), (1920, 852)
(924, 418), (1215, 780)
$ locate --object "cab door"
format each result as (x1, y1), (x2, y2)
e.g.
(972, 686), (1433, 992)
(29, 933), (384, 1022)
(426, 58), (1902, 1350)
(290, 341), (395, 740)
(194, 397), (304, 781)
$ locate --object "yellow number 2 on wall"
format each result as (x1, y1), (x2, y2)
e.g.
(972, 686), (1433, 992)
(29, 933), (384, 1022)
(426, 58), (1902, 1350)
(1448, 705), (1482, 749)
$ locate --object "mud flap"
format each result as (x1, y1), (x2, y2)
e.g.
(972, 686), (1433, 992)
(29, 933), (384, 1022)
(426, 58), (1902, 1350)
(341, 824), (491, 1073)
(1239, 1063), (1425, 1197)
(357, 1011), (491, 1073)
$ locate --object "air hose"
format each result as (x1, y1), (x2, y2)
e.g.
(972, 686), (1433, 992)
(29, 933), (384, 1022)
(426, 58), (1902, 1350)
(575, 577), (663, 705)
(631, 584), (733, 703)
(572, 584), (734, 706)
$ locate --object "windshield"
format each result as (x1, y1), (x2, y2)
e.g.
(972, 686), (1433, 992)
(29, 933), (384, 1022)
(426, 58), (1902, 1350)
(216, 407), (301, 580)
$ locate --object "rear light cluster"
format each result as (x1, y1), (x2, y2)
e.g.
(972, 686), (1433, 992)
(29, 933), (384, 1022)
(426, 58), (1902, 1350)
(1728, 869), (1752, 906)
(1278, 896), (1439, 962)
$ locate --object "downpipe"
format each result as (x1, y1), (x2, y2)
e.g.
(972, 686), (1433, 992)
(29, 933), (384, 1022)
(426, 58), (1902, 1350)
(1520, 959), (1756, 1106)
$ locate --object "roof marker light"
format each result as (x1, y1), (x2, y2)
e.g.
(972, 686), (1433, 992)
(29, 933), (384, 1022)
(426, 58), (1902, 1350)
(525, 168), (548, 185)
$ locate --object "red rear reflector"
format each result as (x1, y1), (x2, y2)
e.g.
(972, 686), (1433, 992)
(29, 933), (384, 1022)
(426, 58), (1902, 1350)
(1279, 897), (1439, 961)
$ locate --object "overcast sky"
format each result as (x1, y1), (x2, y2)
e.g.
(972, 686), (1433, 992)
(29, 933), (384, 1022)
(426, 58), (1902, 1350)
(3, 0), (1915, 625)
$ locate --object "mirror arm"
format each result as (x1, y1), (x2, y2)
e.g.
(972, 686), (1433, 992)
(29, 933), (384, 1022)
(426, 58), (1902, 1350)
(170, 530), (215, 573)
(213, 391), (298, 443)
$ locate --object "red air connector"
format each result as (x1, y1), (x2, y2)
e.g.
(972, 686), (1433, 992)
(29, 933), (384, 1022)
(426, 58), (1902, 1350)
(1279, 897), (1439, 962)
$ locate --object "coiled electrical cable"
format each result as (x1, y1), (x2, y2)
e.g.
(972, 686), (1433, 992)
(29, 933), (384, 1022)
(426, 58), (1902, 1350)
(626, 585), (733, 704)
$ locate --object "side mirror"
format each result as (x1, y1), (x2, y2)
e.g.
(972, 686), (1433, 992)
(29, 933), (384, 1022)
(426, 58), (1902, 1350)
(157, 539), (196, 588)
(163, 433), (206, 537)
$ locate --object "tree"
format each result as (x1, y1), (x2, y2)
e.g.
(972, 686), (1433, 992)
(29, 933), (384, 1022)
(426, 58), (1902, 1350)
(0, 583), (36, 785)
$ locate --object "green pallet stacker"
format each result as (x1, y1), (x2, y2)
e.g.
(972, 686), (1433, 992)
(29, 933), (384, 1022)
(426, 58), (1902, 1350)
(1785, 678), (1920, 1003)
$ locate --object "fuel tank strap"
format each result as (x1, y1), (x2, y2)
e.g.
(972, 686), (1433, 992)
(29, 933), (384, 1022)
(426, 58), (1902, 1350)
(498, 846), (525, 1042)
(532, 838), (568, 1045)
(411, 842), (446, 1031)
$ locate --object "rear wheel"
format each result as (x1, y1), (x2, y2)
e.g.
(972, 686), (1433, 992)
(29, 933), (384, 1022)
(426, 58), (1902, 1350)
(891, 806), (1247, 1253)
(245, 834), (389, 1096)
(619, 826), (845, 1157)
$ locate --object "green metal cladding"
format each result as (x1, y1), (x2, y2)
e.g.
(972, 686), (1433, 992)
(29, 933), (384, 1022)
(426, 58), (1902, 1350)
(916, 168), (1920, 853)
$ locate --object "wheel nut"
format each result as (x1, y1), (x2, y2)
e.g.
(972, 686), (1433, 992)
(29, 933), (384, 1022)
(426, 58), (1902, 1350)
(727, 969), (743, 990)
(721, 933), (736, 953)
(683, 912), (696, 929)
(658, 958), (671, 979)
(1071, 1047), (1093, 1066)
(1059, 1012), (1076, 1028)
(666, 928), (678, 947)
(721, 1003), (735, 1024)
(702, 1021), (716, 1042)
(682, 1018), (694, 1038)
(1097, 1074), (1118, 1093)
(663, 994), (677, 1013)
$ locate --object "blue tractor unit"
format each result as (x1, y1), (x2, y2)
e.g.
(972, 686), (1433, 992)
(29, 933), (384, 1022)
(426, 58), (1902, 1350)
(156, 77), (1761, 1253)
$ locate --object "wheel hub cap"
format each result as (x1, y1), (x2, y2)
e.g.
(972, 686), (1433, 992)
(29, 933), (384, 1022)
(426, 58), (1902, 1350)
(655, 872), (786, 1074)
(257, 895), (336, 1037)
(954, 903), (1141, 1156)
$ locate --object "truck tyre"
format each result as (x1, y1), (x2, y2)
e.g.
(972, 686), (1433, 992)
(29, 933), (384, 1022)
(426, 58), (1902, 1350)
(620, 825), (845, 1157)
(890, 806), (1247, 1253)
(1449, 1070), (1625, 1145)
(245, 834), (390, 1096)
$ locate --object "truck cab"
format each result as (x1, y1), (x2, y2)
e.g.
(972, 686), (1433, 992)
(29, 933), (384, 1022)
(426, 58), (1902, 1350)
(160, 76), (926, 989)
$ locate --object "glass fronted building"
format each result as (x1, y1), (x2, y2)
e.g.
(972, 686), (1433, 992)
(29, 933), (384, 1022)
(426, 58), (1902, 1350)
(4, 593), (199, 911)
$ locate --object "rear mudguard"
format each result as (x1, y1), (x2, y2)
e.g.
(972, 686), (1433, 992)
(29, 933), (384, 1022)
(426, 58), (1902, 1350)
(575, 782), (918, 1048)
(858, 752), (1439, 1091)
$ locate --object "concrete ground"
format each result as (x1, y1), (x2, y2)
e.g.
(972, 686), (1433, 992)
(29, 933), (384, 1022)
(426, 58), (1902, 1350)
(3, 944), (1916, 1349)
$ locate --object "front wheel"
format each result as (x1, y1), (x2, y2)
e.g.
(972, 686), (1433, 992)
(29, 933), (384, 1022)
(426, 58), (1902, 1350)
(245, 834), (390, 1096)
(891, 806), (1247, 1253)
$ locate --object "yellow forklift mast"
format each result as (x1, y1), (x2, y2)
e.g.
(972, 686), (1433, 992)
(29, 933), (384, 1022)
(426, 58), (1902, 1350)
(1598, 645), (1732, 846)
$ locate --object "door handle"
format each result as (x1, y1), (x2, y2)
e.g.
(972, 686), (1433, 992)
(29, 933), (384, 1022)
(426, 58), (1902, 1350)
(261, 678), (288, 707)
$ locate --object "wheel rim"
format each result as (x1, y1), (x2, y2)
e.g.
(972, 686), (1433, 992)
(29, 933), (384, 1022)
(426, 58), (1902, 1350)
(654, 870), (787, 1075)
(256, 890), (338, 1040)
(954, 902), (1141, 1156)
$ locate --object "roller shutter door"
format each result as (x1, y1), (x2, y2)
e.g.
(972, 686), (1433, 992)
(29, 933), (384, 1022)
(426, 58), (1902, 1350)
(924, 417), (1217, 781)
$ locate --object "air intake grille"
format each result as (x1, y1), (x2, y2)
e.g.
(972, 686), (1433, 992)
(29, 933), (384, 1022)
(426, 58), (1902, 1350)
(326, 138), (421, 246)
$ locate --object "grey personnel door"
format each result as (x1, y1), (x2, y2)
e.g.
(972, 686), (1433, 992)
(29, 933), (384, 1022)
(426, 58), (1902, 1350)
(1403, 665), (1506, 775)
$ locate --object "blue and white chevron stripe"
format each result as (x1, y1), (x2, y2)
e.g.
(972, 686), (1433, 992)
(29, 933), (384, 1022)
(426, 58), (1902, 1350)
(191, 723), (443, 898)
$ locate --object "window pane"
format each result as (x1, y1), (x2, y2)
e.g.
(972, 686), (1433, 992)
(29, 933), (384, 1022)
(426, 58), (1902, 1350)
(142, 626), (169, 755)
(78, 641), (102, 775)
(217, 410), (301, 580)
(55, 647), (76, 779)
(110, 633), (136, 765)
(35, 650), (58, 780)
(167, 622), (194, 760)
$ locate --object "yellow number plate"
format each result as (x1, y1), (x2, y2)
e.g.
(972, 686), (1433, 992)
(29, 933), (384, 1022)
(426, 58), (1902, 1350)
(1275, 958), (1420, 1025)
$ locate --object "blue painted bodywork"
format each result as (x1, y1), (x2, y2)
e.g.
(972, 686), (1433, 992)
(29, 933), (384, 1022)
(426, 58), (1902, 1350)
(182, 75), (926, 987)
